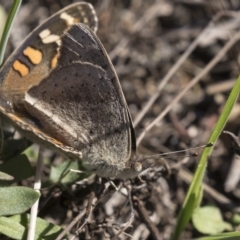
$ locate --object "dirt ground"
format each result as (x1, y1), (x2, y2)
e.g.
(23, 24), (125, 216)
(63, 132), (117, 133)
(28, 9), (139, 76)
(1, 0), (240, 239)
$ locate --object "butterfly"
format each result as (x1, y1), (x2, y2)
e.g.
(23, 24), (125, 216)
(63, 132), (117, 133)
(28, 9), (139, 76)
(0, 2), (152, 179)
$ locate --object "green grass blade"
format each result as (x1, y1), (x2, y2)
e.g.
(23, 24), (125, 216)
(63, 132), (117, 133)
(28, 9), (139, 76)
(192, 230), (240, 240)
(0, 0), (22, 66)
(172, 75), (240, 240)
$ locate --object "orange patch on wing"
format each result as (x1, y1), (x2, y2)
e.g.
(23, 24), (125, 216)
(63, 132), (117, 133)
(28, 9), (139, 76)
(23, 47), (42, 65)
(13, 60), (29, 77)
(51, 52), (60, 69)
(74, 18), (80, 23)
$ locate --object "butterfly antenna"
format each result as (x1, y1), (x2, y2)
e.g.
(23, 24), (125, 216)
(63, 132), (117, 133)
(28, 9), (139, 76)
(148, 143), (213, 158)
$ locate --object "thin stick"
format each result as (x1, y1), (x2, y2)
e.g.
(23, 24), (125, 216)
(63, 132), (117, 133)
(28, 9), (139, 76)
(133, 11), (240, 128)
(109, 2), (164, 60)
(56, 182), (111, 240)
(111, 184), (134, 240)
(74, 192), (96, 236)
(56, 208), (86, 240)
(137, 31), (240, 146)
(27, 147), (44, 240)
(133, 196), (162, 240)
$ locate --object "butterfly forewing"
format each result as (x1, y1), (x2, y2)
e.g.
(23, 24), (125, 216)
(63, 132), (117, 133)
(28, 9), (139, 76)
(0, 2), (98, 103)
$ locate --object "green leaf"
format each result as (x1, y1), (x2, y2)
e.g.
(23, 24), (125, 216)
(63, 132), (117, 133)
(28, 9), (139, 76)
(192, 206), (233, 235)
(1, 129), (15, 139)
(194, 185), (203, 209)
(11, 213), (63, 239)
(192, 231), (240, 240)
(0, 186), (40, 216)
(2, 138), (32, 160)
(0, 214), (63, 240)
(232, 213), (240, 225)
(0, 154), (34, 183)
(0, 216), (26, 240)
(45, 159), (87, 187)
(0, 171), (14, 181)
(24, 145), (41, 162)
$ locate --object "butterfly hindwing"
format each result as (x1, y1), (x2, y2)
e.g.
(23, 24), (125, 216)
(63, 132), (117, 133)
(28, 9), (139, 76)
(25, 23), (135, 173)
